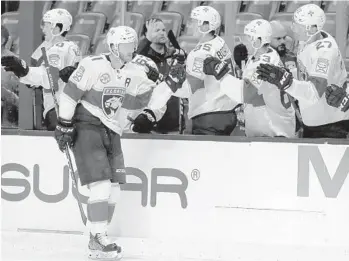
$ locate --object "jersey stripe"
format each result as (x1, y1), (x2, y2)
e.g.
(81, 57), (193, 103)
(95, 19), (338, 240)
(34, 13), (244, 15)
(186, 74), (204, 94)
(122, 89), (153, 110)
(63, 81), (86, 103)
(308, 76), (328, 97)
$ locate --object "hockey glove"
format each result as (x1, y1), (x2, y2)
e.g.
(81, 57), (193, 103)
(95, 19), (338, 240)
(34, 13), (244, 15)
(165, 62), (186, 93)
(325, 83), (349, 112)
(54, 118), (77, 152)
(59, 66), (76, 83)
(233, 43), (248, 69)
(203, 56), (230, 81)
(256, 63), (293, 90)
(171, 49), (187, 65)
(1, 56), (29, 78)
(132, 109), (156, 133)
(144, 63), (163, 83)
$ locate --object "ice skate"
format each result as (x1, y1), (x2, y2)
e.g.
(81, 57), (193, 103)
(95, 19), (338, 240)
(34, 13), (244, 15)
(88, 233), (122, 260)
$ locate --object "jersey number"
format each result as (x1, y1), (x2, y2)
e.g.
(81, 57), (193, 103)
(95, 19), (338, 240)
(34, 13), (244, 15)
(133, 57), (149, 66)
(316, 41), (332, 50)
(280, 92), (291, 109)
(193, 43), (212, 52)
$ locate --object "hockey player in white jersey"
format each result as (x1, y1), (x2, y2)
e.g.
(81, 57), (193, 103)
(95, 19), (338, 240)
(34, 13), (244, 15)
(1, 8), (81, 130)
(53, 25), (184, 260)
(133, 6), (239, 135)
(202, 19), (296, 137)
(121, 53), (168, 133)
(256, 4), (349, 138)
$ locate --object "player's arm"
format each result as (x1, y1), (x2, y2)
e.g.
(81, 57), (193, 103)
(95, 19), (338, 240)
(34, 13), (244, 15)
(131, 62), (187, 133)
(124, 77), (160, 133)
(54, 59), (95, 152)
(202, 56), (244, 103)
(146, 61), (187, 108)
(285, 49), (334, 107)
(1, 55), (54, 87)
(256, 48), (335, 108)
(1, 55), (76, 87)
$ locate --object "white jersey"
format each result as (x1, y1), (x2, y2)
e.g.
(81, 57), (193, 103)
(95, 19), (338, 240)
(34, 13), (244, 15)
(287, 31), (349, 126)
(120, 54), (166, 132)
(20, 40), (81, 117)
(204, 46), (296, 137)
(60, 53), (159, 135)
(238, 47), (296, 137)
(174, 36), (237, 118)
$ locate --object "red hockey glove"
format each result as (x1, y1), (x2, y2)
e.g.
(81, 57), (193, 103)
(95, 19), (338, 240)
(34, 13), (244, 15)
(325, 83), (349, 112)
(203, 56), (230, 80)
(171, 49), (187, 65)
(144, 63), (162, 83)
(165, 62), (186, 93)
(256, 63), (293, 90)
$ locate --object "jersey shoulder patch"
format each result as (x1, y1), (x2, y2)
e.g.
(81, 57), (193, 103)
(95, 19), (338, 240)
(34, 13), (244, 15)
(186, 49), (210, 78)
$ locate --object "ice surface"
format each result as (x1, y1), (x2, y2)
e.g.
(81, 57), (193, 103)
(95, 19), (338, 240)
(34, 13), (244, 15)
(1, 230), (348, 261)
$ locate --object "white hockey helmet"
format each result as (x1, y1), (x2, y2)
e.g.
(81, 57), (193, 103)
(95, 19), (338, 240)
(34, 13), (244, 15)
(293, 4), (326, 31)
(42, 8), (73, 34)
(107, 26), (138, 59)
(107, 26), (138, 52)
(244, 19), (272, 49)
(190, 6), (221, 34)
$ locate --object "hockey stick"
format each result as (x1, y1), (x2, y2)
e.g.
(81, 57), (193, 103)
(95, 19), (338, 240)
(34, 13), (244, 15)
(288, 94), (304, 138)
(168, 30), (180, 49)
(41, 47), (87, 226)
(168, 30), (186, 134)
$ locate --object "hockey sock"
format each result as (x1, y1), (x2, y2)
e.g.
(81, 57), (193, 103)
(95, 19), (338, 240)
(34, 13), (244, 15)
(87, 180), (111, 236)
(108, 183), (121, 224)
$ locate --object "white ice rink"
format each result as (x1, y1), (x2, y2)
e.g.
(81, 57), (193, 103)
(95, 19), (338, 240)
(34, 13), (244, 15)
(2, 230), (349, 261)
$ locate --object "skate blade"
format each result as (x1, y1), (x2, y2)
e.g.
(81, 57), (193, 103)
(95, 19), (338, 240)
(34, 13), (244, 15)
(88, 249), (122, 260)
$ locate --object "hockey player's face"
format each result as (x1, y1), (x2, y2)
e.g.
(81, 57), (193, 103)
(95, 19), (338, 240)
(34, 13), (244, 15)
(190, 19), (209, 38)
(41, 22), (53, 40)
(118, 42), (136, 62)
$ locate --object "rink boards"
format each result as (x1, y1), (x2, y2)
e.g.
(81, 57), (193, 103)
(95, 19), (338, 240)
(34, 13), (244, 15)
(1, 133), (349, 260)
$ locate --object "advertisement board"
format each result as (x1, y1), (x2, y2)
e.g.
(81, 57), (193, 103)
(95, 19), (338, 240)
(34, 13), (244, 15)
(1, 136), (349, 252)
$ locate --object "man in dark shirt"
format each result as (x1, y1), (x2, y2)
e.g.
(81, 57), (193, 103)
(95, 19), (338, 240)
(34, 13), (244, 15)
(137, 18), (181, 133)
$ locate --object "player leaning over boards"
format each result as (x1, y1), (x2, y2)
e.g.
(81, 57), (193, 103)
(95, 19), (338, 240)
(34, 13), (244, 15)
(53, 25), (185, 260)
(203, 19), (297, 137)
(255, 4), (349, 138)
(1, 8), (81, 130)
(135, 6), (239, 135)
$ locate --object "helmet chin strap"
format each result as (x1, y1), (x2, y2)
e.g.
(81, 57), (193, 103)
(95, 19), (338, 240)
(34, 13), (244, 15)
(304, 28), (321, 45)
(249, 36), (262, 57)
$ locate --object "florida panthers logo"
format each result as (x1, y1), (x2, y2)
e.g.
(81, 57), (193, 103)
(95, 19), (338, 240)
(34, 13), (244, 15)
(102, 87), (125, 118)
